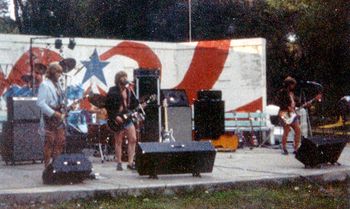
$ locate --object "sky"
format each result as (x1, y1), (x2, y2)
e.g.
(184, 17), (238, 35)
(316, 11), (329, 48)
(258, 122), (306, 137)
(6, 0), (15, 20)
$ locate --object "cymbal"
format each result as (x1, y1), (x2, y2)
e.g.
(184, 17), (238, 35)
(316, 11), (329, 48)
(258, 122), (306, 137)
(34, 63), (47, 74)
(21, 74), (33, 83)
(88, 94), (106, 108)
(59, 58), (76, 73)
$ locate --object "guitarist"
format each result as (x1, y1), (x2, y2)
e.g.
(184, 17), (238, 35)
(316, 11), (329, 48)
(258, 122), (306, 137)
(105, 71), (138, 171)
(276, 76), (301, 155)
(36, 62), (66, 167)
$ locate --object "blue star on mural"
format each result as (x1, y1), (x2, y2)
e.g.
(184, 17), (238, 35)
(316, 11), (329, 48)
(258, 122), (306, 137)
(81, 49), (109, 85)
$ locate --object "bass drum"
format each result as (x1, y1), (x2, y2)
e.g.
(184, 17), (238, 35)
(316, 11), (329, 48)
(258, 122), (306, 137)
(87, 121), (114, 145)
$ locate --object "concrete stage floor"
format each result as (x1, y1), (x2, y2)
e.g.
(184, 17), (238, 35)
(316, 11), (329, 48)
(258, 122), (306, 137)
(0, 145), (349, 204)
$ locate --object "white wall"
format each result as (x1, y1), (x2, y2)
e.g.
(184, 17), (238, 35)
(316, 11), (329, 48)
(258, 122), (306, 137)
(0, 34), (266, 120)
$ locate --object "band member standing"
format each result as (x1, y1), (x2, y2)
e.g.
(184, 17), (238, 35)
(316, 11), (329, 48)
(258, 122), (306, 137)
(105, 71), (138, 171)
(36, 62), (65, 167)
(276, 76), (301, 155)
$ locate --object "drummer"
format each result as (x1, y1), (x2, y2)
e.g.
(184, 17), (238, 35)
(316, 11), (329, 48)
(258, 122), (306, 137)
(3, 63), (46, 98)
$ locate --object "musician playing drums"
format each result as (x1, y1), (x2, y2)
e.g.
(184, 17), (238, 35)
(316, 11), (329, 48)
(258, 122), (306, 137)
(105, 71), (138, 171)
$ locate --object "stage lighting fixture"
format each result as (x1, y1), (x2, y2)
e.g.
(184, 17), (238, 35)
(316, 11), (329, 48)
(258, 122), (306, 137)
(68, 38), (76, 50)
(55, 39), (62, 49)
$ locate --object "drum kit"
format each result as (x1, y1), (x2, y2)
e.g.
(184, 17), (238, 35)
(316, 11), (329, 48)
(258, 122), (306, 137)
(56, 59), (115, 161)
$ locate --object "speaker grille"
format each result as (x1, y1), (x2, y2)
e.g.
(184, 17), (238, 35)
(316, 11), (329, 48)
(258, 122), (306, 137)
(194, 100), (225, 140)
(7, 97), (40, 121)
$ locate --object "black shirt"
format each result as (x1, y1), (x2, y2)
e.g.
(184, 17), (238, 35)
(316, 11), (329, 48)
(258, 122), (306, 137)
(105, 86), (138, 120)
(275, 88), (300, 111)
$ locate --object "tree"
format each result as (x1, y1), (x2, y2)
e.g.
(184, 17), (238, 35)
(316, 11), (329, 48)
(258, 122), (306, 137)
(0, 0), (17, 33)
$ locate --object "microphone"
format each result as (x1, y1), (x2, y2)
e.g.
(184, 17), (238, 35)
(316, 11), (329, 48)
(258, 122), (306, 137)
(306, 81), (322, 86)
(300, 80), (323, 88)
(124, 80), (134, 88)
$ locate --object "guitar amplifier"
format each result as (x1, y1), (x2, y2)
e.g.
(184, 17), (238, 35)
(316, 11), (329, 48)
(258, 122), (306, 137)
(135, 141), (216, 178)
(7, 97), (40, 122)
(1, 121), (43, 165)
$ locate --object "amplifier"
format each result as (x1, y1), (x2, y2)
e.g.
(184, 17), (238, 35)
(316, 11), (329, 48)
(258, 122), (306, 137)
(7, 97), (40, 121)
(197, 90), (222, 101)
(1, 121), (43, 165)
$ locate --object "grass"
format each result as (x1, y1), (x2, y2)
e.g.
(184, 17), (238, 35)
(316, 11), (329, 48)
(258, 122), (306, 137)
(9, 180), (350, 209)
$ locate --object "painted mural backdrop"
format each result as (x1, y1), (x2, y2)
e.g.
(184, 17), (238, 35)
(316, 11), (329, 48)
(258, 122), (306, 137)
(0, 34), (266, 120)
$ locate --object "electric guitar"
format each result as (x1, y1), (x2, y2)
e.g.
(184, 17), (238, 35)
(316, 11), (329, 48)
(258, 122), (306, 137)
(43, 95), (88, 129)
(161, 99), (175, 143)
(279, 93), (322, 125)
(107, 94), (156, 132)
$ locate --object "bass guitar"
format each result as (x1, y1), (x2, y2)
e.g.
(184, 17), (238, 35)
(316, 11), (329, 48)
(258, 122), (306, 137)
(107, 94), (156, 132)
(279, 93), (322, 125)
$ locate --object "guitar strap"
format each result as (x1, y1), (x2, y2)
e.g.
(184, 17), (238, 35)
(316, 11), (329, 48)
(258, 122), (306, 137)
(54, 82), (64, 109)
(127, 88), (131, 110)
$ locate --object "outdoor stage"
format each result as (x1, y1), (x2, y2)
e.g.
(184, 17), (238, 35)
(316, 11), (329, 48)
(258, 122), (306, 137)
(0, 145), (349, 205)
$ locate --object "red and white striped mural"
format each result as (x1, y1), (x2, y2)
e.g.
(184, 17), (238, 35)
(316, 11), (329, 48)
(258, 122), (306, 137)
(0, 34), (266, 118)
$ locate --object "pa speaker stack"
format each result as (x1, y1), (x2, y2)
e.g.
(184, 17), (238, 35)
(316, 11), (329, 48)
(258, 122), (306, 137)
(134, 69), (161, 142)
(296, 136), (350, 168)
(194, 90), (225, 140)
(1, 97), (43, 165)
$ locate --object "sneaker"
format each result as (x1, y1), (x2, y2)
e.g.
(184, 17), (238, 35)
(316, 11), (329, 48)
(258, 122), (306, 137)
(127, 163), (136, 170)
(116, 163), (123, 171)
(282, 149), (289, 155)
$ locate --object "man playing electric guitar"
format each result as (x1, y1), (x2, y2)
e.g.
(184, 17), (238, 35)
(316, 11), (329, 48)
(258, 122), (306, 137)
(105, 71), (139, 171)
(276, 76), (321, 155)
(37, 62), (66, 167)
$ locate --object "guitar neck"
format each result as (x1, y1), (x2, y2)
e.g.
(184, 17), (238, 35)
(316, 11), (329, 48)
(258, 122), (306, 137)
(301, 97), (317, 108)
(164, 105), (168, 132)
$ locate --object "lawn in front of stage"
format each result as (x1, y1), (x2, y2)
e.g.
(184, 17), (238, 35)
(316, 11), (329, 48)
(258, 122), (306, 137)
(9, 179), (350, 209)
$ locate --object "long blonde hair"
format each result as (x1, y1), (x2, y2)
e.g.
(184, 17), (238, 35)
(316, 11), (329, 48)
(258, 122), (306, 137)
(114, 71), (127, 85)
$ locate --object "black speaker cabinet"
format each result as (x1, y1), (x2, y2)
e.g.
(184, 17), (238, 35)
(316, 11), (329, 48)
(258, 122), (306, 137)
(134, 69), (160, 104)
(42, 153), (92, 184)
(161, 89), (189, 107)
(197, 90), (222, 101)
(162, 107), (192, 142)
(194, 100), (225, 140)
(295, 136), (350, 168)
(7, 97), (40, 121)
(1, 121), (43, 165)
(135, 141), (216, 178)
(140, 105), (161, 142)
(134, 69), (161, 142)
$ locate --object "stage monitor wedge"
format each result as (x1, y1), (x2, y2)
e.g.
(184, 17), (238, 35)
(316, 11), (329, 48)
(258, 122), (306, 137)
(295, 136), (350, 168)
(136, 141), (216, 178)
